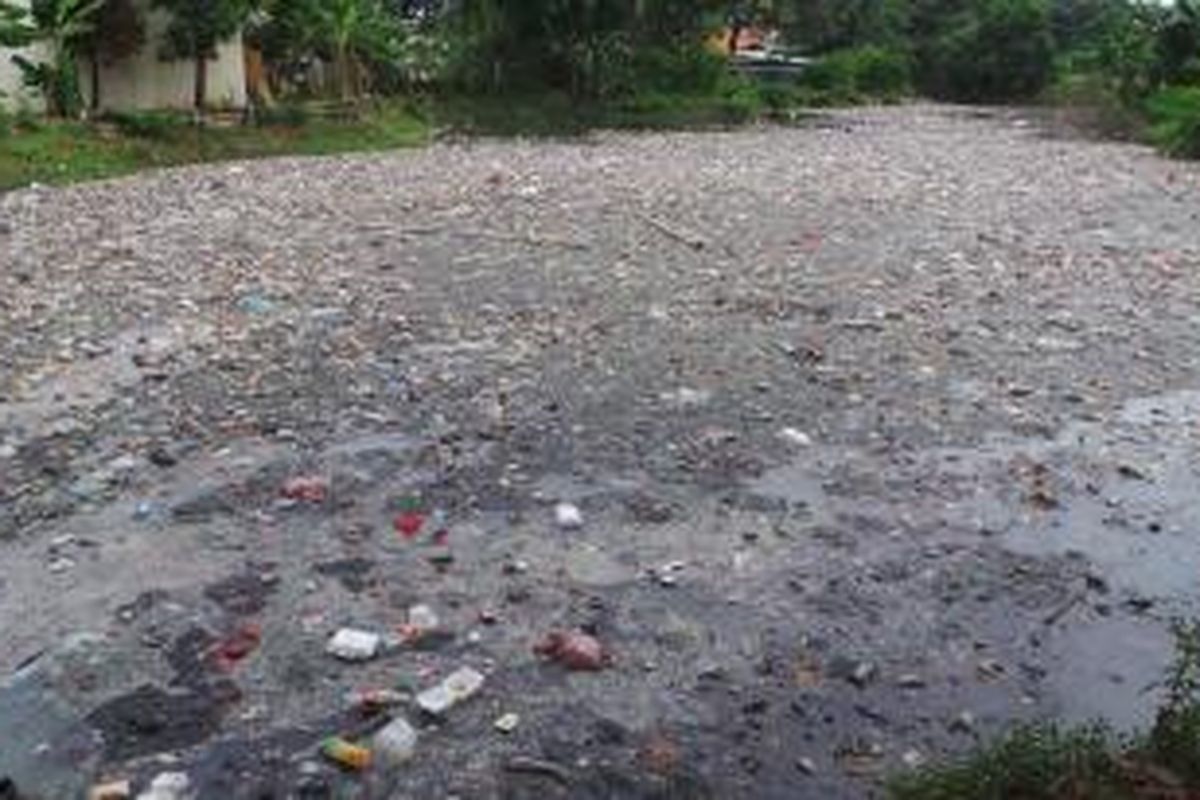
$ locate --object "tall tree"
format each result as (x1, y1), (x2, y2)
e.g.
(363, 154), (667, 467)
(152, 0), (253, 117)
(81, 0), (145, 111)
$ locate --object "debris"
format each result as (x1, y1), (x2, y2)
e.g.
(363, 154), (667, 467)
(651, 560), (686, 587)
(901, 749), (926, 769)
(554, 502), (584, 530)
(778, 427), (813, 448)
(494, 712), (521, 734)
(326, 629), (381, 662)
(635, 210), (709, 251)
(896, 674), (927, 689)
(639, 733), (681, 775)
(394, 511), (426, 539)
(415, 666), (486, 715)
(849, 661), (878, 688)
(211, 622), (262, 671)
(949, 710), (976, 734)
(976, 659), (1006, 682)
(348, 688), (406, 713)
(398, 603), (443, 644)
(135, 772), (190, 800)
(534, 631), (609, 671)
(659, 387), (711, 409)
(504, 756), (571, 785)
(321, 737), (372, 771)
(89, 781), (131, 800)
(280, 476), (328, 503)
(372, 717), (419, 766)
(796, 757), (818, 776)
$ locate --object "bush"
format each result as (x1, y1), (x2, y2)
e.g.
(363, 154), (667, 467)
(832, 46), (912, 99)
(791, 46), (911, 107)
(106, 110), (189, 139)
(916, 0), (1056, 102)
(631, 44), (727, 96)
(1148, 86), (1200, 159)
(255, 103), (310, 128)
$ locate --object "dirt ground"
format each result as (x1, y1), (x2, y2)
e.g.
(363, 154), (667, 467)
(2, 105), (1200, 799)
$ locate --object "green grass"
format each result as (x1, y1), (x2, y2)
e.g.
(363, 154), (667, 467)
(0, 103), (429, 191)
(423, 87), (767, 139)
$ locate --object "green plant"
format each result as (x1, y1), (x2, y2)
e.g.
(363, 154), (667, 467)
(890, 724), (1125, 800)
(1148, 86), (1200, 159)
(1144, 619), (1200, 779)
(105, 109), (189, 139)
(915, 0), (1056, 102)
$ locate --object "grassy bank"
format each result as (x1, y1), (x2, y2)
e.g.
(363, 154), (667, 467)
(0, 103), (429, 191)
(890, 621), (1200, 800)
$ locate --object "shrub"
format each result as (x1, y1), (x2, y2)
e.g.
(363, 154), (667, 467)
(105, 110), (189, 139)
(916, 0), (1056, 102)
(833, 46), (912, 99)
(791, 46), (911, 107)
(1148, 86), (1200, 159)
(255, 103), (310, 128)
(631, 43), (727, 96)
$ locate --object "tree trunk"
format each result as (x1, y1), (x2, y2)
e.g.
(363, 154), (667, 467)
(194, 54), (208, 120)
(336, 45), (351, 102)
(90, 48), (101, 113)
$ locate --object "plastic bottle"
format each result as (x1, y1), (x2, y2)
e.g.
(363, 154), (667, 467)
(321, 737), (372, 771)
(372, 717), (419, 767)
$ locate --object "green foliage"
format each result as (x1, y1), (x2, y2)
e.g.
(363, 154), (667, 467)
(793, 46), (912, 105)
(105, 109), (189, 139)
(153, 0), (250, 61)
(889, 724), (1125, 800)
(915, 0), (1056, 101)
(1145, 619), (1200, 774)
(0, 102), (427, 189)
(260, 0), (404, 100)
(442, 0), (727, 98)
(152, 0), (253, 111)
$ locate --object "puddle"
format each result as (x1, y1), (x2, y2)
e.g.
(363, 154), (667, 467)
(1047, 616), (1172, 730)
(1001, 388), (1200, 601)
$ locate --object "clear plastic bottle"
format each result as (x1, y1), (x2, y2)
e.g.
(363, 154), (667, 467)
(372, 717), (419, 767)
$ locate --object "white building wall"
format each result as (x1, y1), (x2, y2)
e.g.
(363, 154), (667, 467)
(81, 8), (247, 112)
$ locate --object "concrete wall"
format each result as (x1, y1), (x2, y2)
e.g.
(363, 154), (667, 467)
(1, 1), (246, 112)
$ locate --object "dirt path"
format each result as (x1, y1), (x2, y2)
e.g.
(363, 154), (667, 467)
(2, 105), (1199, 799)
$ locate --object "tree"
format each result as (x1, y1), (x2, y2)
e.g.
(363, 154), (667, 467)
(279, 0), (403, 100)
(80, 0), (145, 111)
(0, 0), (103, 116)
(151, 0), (254, 117)
(911, 0), (1055, 101)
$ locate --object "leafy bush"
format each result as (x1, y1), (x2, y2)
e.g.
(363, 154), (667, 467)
(916, 0), (1056, 102)
(791, 46), (911, 106)
(889, 724), (1122, 800)
(255, 103), (311, 128)
(105, 110), (189, 139)
(631, 44), (727, 96)
(1148, 86), (1200, 159)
